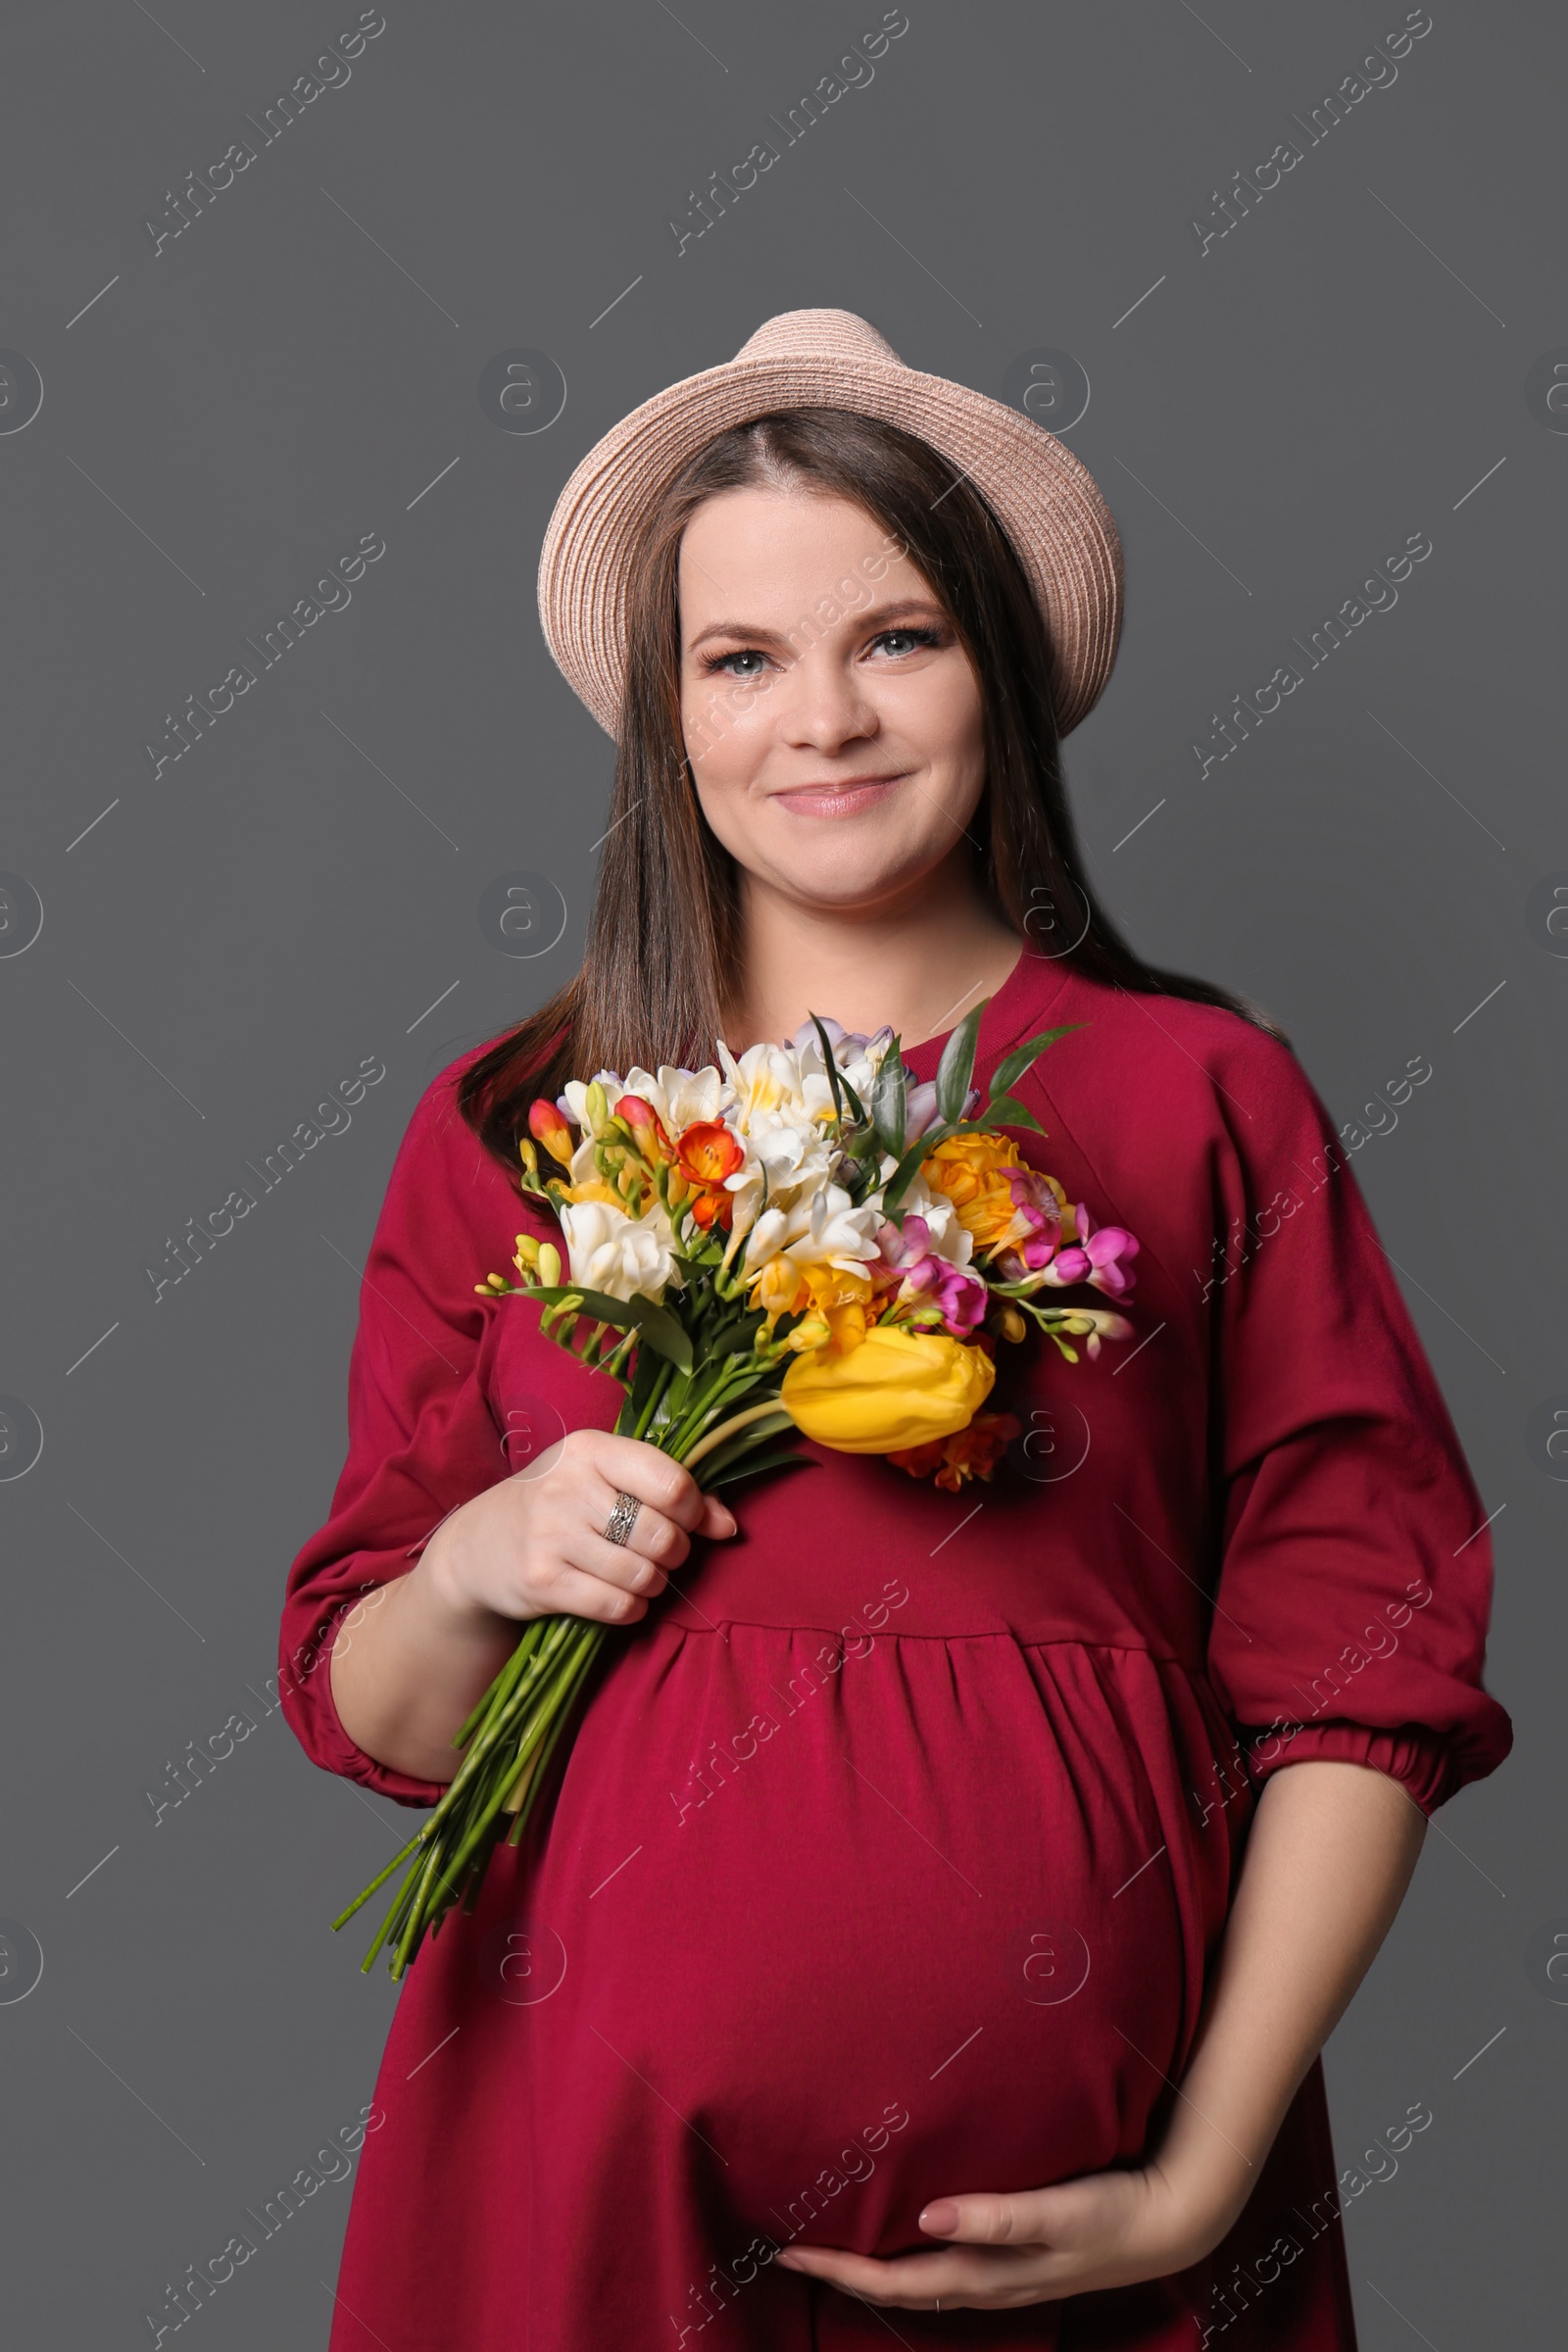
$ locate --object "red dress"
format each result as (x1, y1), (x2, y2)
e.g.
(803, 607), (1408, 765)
(279, 949), (1511, 2350)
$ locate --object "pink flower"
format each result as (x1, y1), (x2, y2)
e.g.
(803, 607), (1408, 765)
(876, 1213), (930, 1265)
(1046, 1204), (1140, 1298)
(875, 1215), (988, 1337)
(999, 1165), (1067, 1272)
(899, 1252), (991, 1337)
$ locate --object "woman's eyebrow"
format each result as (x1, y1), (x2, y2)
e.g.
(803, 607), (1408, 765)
(685, 597), (947, 654)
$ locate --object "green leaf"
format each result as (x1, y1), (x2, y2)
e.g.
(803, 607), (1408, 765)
(987, 1023), (1082, 1104)
(703, 1448), (814, 1492)
(880, 1130), (941, 1219)
(935, 1002), (985, 1124)
(808, 1011), (846, 1122)
(525, 1285), (693, 1372)
(835, 1067), (867, 1124)
(871, 1038), (907, 1159)
(947, 1096), (1043, 1135)
(701, 1308), (766, 1360)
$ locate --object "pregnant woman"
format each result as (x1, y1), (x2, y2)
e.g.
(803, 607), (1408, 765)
(280, 310), (1511, 2349)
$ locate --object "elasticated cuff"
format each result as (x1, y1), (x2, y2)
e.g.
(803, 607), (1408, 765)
(279, 1597), (451, 1810)
(1238, 1717), (1458, 1817)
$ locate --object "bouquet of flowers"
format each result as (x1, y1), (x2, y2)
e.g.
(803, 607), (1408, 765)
(333, 1003), (1138, 1977)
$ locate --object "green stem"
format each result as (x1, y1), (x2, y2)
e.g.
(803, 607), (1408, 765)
(662, 1360), (750, 1455)
(421, 1619), (577, 1816)
(339, 1617), (579, 1953)
(375, 1616), (603, 1972)
(680, 1394), (792, 1472)
(504, 1627), (603, 1846)
(629, 1355), (675, 1441)
(331, 1819), (434, 1932)
(451, 1616), (547, 1750)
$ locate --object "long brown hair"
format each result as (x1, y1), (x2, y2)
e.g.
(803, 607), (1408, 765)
(459, 408), (1284, 1178)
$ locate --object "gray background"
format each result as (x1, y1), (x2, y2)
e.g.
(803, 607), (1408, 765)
(1, 0), (1560, 2343)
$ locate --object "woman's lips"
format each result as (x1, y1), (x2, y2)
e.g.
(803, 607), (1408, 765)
(769, 773), (907, 818)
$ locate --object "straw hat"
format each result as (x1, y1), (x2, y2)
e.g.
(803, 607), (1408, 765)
(536, 308), (1123, 740)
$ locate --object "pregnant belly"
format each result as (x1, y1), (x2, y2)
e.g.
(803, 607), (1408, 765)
(487, 1626), (1229, 2245)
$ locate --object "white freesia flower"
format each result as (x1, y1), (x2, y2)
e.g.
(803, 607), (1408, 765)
(718, 1027), (901, 1246)
(737, 1110), (836, 1191)
(888, 1168), (975, 1267)
(741, 1178), (885, 1277)
(558, 1197), (680, 1302)
(565, 1129), (605, 1190)
(619, 1063), (726, 1135)
(784, 1017), (895, 1123)
(718, 1038), (811, 1127)
(723, 1113), (839, 1246)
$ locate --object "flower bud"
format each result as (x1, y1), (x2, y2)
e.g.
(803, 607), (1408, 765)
(527, 1098), (574, 1165)
(755, 1255), (804, 1319)
(538, 1242), (562, 1288)
(616, 1094), (673, 1161)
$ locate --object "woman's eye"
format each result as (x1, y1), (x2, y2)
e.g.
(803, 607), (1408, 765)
(871, 626), (942, 658)
(704, 648), (768, 677)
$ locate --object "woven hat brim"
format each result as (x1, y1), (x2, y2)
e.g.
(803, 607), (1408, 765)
(537, 349), (1123, 740)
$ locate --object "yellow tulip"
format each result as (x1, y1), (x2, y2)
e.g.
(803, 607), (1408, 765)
(781, 1325), (995, 1453)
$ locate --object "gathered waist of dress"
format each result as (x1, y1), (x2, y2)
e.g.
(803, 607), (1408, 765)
(660, 1511), (1212, 1671)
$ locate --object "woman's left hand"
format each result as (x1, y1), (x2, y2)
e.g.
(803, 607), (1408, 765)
(773, 2152), (1243, 2310)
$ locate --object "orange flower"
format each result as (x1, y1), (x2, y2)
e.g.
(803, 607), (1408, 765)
(888, 1409), (1021, 1494)
(671, 1119), (744, 1230)
(527, 1098), (573, 1167)
(922, 1132), (1067, 1261)
(921, 1131), (1025, 1248)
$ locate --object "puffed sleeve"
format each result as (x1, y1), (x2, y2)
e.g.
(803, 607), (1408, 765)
(277, 1054), (531, 1807)
(1200, 1032), (1512, 1817)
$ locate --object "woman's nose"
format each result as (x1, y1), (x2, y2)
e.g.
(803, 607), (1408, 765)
(775, 653), (877, 752)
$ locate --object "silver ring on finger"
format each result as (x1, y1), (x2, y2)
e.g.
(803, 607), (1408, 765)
(603, 1490), (642, 1547)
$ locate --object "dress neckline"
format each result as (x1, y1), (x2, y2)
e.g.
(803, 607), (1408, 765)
(898, 944), (1081, 1084)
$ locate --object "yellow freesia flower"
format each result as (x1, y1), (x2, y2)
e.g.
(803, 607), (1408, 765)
(781, 1265), (873, 1355)
(781, 1325), (995, 1453)
(512, 1234), (561, 1287)
(755, 1257), (872, 1337)
(787, 1300), (869, 1356)
(754, 1255), (804, 1317)
(561, 1178), (625, 1210)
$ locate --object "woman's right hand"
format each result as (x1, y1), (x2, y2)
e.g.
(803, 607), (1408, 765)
(418, 1430), (738, 1632)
